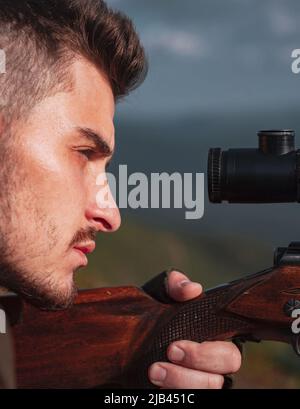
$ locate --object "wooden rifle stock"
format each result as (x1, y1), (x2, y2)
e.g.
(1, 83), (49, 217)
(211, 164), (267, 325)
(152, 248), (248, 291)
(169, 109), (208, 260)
(1, 242), (300, 388)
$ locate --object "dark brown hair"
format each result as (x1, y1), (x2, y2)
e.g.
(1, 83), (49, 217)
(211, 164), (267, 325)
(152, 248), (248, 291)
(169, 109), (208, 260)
(0, 0), (148, 126)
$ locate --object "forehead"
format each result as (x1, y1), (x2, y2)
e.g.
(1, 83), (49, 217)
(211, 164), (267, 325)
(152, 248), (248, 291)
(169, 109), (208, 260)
(15, 57), (116, 149)
(70, 58), (115, 122)
(65, 58), (116, 145)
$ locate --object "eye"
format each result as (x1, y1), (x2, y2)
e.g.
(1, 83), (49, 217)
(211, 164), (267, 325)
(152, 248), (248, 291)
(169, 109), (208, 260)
(78, 148), (97, 159)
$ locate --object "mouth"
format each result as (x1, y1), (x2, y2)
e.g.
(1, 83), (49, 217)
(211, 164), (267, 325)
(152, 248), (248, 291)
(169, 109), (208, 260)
(72, 241), (96, 267)
(73, 241), (96, 255)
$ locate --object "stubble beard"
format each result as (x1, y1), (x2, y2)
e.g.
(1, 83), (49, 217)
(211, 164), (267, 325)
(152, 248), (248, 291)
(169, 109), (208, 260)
(0, 254), (77, 311)
(0, 141), (77, 311)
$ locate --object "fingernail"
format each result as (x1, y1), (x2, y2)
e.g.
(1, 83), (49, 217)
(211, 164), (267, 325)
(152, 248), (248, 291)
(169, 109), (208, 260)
(179, 279), (191, 287)
(149, 365), (167, 385)
(181, 281), (203, 292)
(169, 345), (185, 362)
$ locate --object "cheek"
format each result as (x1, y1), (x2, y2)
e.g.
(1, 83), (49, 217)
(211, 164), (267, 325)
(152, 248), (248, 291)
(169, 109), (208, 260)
(16, 142), (87, 229)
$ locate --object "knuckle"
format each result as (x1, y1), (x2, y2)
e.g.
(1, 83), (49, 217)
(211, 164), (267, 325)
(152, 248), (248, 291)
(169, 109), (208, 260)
(207, 374), (224, 389)
(212, 342), (242, 373)
(229, 347), (242, 373)
(224, 343), (242, 373)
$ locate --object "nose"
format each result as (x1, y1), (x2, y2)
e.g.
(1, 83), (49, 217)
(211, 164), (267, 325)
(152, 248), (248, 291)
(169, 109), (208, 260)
(85, 184), (121, 233)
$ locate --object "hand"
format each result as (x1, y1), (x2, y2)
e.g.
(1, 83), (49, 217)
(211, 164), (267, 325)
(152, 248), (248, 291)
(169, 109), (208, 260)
(148, 270), (242, 389)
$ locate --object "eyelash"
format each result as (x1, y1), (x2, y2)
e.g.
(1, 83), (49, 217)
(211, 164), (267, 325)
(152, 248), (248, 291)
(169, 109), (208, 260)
(76, 147), (111, 169)
(78, 148), (97, 159)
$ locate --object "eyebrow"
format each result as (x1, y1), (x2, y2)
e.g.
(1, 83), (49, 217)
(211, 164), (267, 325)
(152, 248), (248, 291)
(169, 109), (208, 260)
(76, 127), (114, 158)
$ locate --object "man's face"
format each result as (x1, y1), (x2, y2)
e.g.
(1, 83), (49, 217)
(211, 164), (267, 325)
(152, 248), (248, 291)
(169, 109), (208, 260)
(0, 58), (121, 309)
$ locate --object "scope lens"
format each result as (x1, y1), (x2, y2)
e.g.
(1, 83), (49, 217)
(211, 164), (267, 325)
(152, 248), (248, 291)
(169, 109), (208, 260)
(207, 130), (300, 203)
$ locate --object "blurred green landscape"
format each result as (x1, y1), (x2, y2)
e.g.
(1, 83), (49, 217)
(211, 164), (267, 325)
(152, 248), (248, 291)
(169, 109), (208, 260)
(75, 218), (300, 389)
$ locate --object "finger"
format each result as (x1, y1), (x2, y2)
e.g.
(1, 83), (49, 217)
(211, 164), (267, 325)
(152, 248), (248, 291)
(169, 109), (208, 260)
(148, 362), (224, 389)
(166, 270), (202, 302)
(167, 340), (241, 374)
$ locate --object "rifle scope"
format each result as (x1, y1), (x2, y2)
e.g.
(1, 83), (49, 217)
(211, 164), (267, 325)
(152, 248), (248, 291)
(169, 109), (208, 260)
(208, 129), (300, 203)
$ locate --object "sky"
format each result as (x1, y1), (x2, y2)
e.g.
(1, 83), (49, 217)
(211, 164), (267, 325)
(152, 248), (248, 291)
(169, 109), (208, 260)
(106, 0), (300, 118)
(103, 1), (300, 247)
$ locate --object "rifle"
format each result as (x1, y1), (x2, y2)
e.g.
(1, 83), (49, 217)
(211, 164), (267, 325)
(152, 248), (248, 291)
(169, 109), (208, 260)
(2, 129), (300, 389)
(1, 241), (300, 388)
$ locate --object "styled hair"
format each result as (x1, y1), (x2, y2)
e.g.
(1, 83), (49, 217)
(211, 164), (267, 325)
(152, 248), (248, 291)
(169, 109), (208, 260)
(0, 0), (148, 126)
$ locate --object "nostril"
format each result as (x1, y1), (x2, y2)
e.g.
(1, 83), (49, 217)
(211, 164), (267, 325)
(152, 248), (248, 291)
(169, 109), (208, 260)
(95, 218), (112, 231)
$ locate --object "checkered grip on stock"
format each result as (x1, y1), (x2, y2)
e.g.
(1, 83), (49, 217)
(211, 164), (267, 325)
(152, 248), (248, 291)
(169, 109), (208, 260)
(134, 287), (249, 388)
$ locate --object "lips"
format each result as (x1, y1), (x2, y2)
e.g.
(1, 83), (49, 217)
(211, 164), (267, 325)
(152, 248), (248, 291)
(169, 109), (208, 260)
(71, 241), (96, 268)
(73, 241), (96, 255)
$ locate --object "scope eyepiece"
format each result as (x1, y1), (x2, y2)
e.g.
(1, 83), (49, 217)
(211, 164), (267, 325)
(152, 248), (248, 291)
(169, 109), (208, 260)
(208, 129), (300, 203)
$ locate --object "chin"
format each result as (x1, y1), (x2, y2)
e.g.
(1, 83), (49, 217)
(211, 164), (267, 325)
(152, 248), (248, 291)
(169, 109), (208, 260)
(12, 273), (79, 311)
(0, 260), (78, 311)
(23, 282), (78, 311)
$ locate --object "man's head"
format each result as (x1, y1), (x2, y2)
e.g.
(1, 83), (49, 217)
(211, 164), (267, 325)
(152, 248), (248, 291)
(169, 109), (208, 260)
(0, 0), (147, 309)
